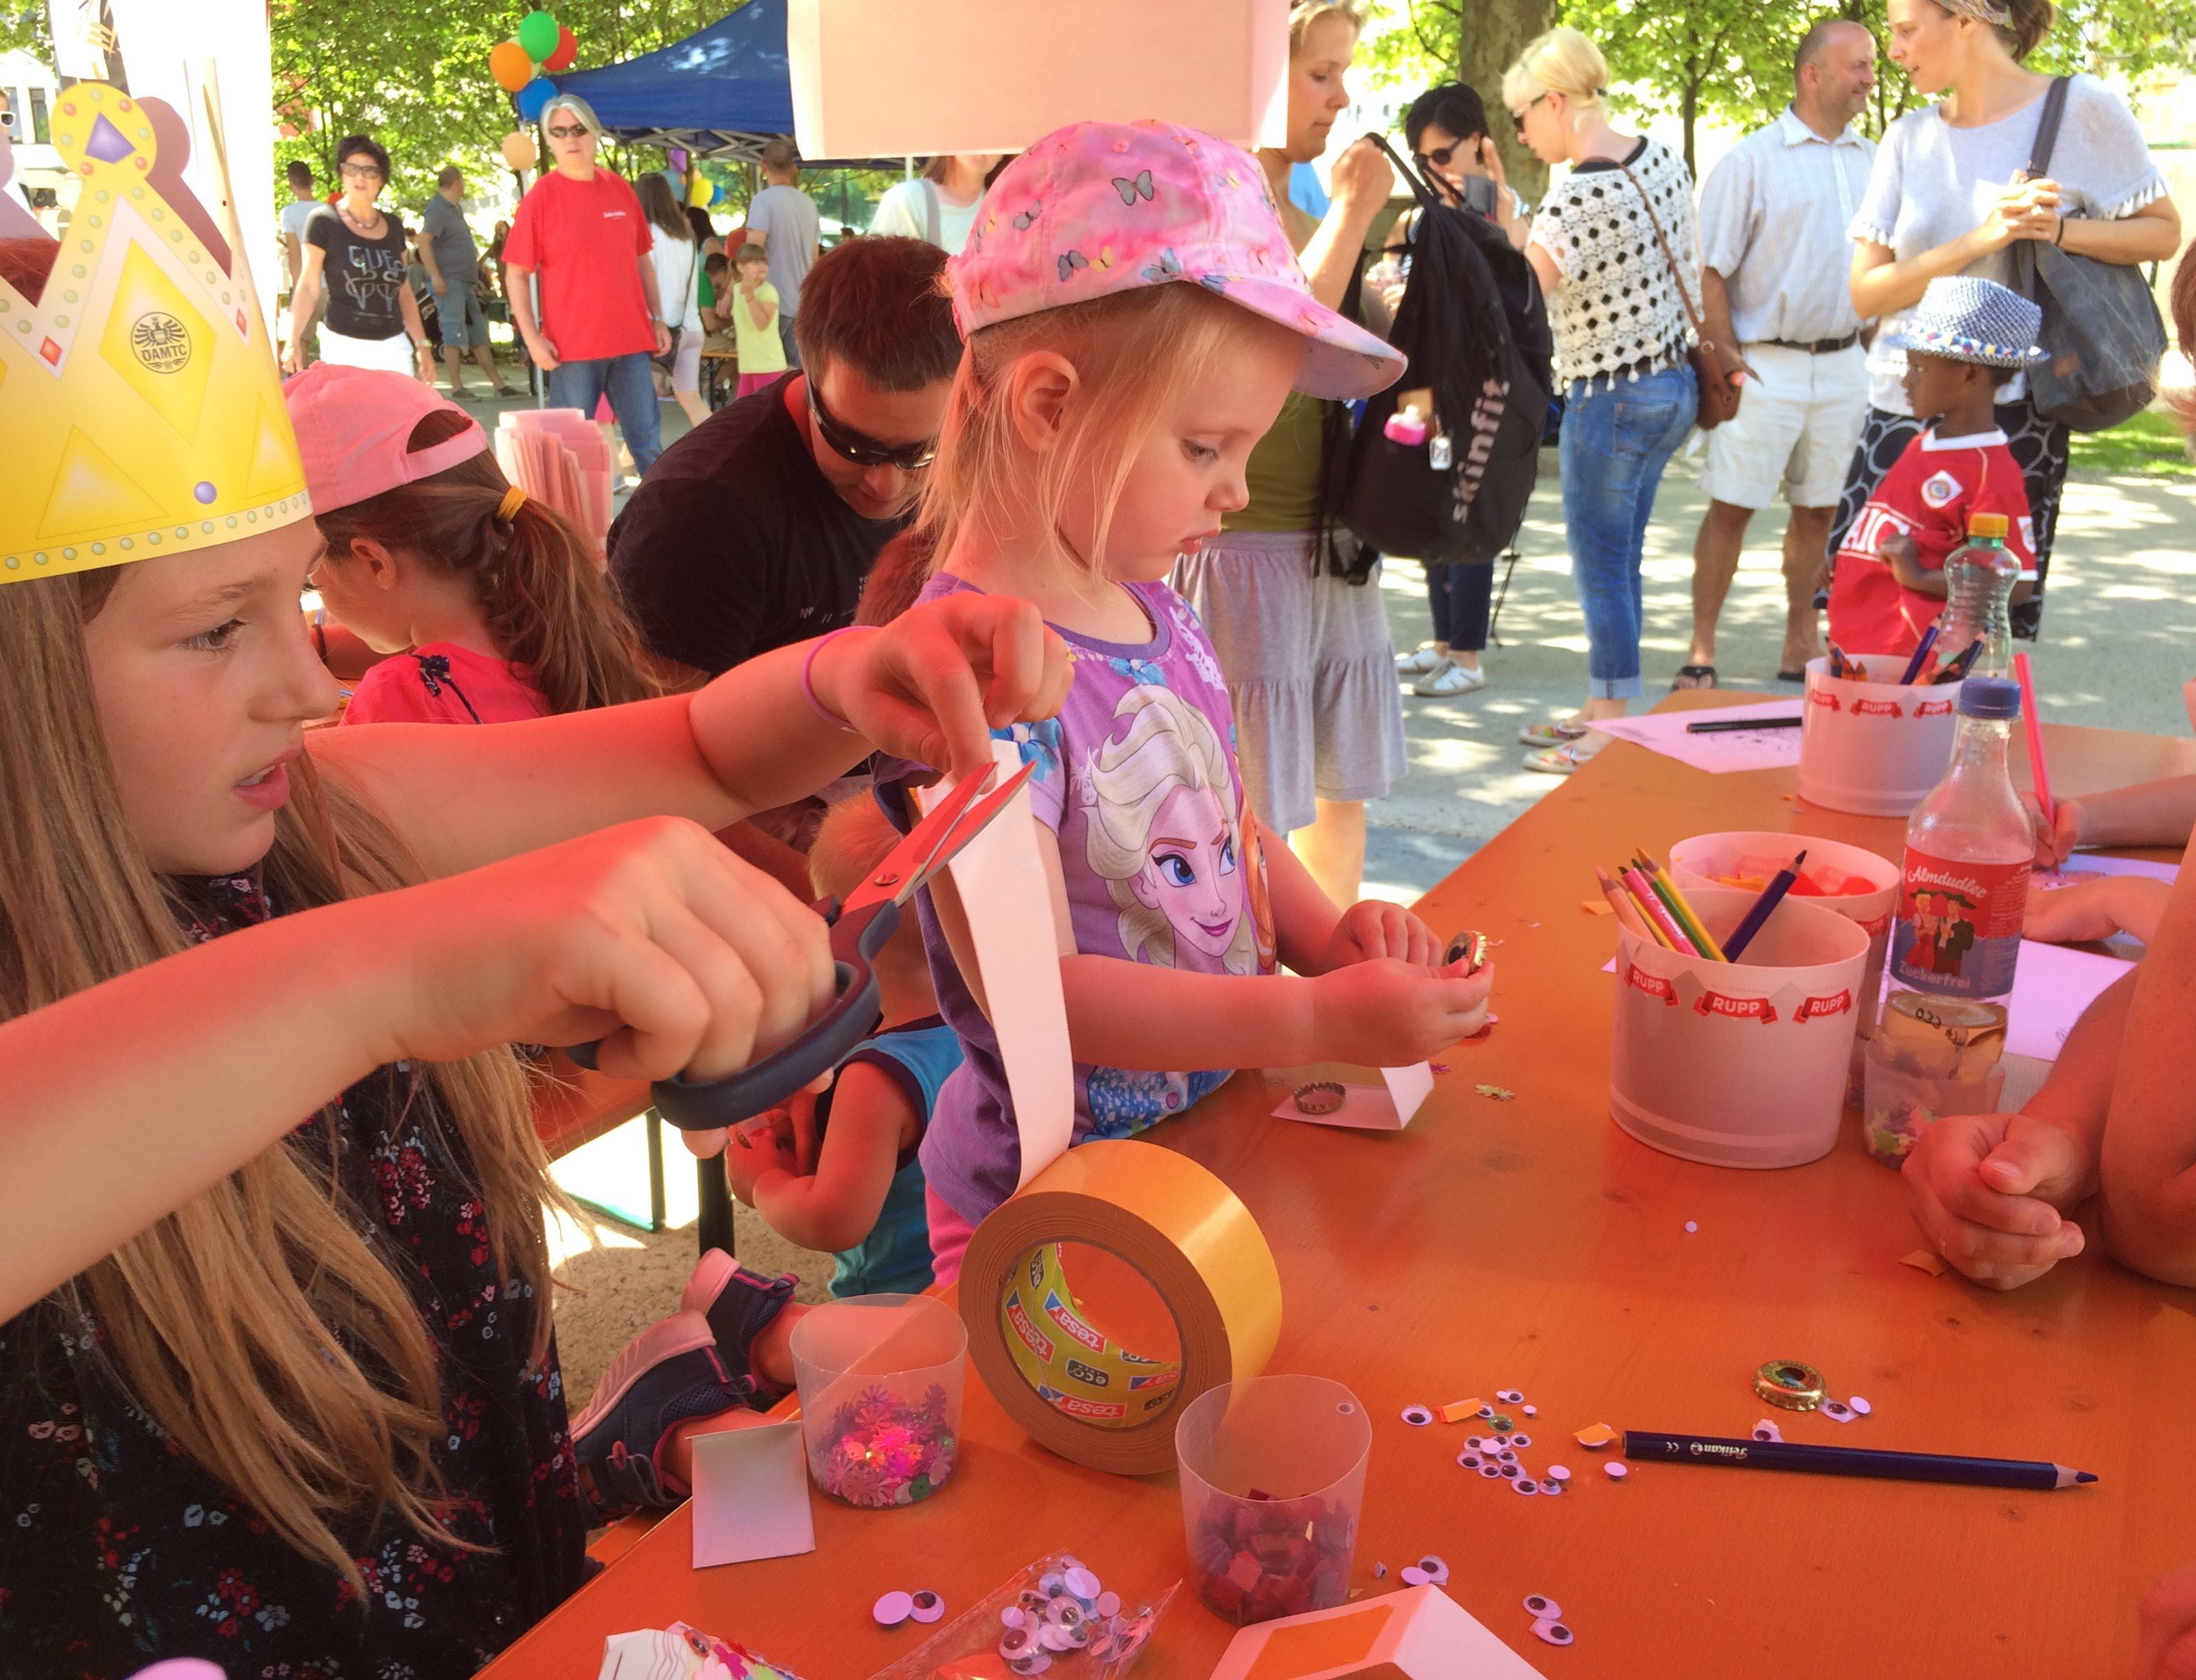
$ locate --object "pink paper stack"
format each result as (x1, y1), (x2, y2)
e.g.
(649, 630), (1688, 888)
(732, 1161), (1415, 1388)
(495, 409), (616, 559)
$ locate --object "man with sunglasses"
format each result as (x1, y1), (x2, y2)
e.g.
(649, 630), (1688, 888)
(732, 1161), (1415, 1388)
(504, 92), (674, 476)
(607, 235), (960, 686)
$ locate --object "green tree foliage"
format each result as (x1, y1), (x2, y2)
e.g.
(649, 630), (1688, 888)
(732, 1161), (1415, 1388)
(268, 0), (748, 209)
(1359, 0), (2192, 185)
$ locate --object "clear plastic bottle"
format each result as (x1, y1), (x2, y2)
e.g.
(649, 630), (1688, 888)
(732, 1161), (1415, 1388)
(1889, 675), (2031, 1003)
(1933, 511), (2018, 679)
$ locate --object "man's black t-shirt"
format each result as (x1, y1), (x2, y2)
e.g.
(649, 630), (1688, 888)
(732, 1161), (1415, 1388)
(608, 375), (908, 675)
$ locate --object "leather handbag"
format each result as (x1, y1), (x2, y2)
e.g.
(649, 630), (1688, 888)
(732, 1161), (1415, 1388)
(2010, 76), (2167, 432)
(1616, 159), (1745, 430)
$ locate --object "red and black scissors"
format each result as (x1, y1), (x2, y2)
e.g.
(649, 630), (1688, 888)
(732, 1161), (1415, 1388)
(568, 760), (1033, 1130)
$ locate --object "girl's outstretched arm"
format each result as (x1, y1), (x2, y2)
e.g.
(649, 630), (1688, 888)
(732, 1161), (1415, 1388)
(926, 821), (1488, 1074)
(310, 593), (1071, 879)
(0, 819), (830, 1320)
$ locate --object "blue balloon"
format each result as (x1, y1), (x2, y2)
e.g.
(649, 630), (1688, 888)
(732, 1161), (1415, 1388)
(516, 77), (559, 123)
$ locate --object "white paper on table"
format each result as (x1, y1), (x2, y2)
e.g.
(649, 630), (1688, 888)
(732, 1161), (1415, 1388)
(1272, 1062), (1434, 1132)
(2042, 854), (2180, 885)
(2006, 940), (2134, 1061)
(689, 1421), (813, 1568)
(1582, 701), (1804, 774)
(916, 740), (1076, 1189)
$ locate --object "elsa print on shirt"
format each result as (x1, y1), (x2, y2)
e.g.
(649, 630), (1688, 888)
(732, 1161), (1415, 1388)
(1079, 684), (1260, 977)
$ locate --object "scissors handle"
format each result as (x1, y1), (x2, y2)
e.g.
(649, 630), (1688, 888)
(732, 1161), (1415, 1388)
(563, 898), (899, 1130)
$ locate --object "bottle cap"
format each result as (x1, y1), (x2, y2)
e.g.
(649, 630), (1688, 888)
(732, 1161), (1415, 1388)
(1956, 675), (2021, 720)
(1965, 512), (2010, 539)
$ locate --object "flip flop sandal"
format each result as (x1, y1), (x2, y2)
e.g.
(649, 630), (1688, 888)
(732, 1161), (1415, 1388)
(1671, 664), (1718, 690)
(1519, 719), (1590, 749)
(1522, 742), (1593, 775)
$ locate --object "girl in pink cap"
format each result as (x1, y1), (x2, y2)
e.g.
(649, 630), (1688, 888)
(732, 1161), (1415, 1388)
(285, 362), (655, 725)
(871, 118), (1496, 1281)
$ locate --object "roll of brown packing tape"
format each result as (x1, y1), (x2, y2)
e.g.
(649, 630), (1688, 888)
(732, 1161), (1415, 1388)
(960, 1137), (1283, 1476)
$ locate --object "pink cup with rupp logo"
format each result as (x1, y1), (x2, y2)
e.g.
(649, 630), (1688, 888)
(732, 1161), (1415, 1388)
(1799, 654), (1960, 816)
(1610, 887), (1869, 1168)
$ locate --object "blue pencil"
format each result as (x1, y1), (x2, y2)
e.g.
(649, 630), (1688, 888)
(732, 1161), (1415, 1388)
(1898, 623), (1941, 686)
(1720, 850), (1805, 962)
(1624, 1430), (2095, 1492)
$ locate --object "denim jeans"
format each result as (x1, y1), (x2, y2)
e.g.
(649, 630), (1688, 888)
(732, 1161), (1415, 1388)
(547, 351), (663, 477)
(1558, 362), (1697, 699)
(1425, 560), (1493, 654)
(778, 313), (801, 368)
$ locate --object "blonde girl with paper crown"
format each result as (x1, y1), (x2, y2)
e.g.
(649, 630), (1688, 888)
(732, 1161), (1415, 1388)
(0, 85), (1068, 1672)
(285, 362), (655, 724)
(874, 120), (1494, 1283)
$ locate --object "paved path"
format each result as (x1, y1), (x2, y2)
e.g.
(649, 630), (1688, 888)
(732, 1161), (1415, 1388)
(1364, 439), (2196, 900)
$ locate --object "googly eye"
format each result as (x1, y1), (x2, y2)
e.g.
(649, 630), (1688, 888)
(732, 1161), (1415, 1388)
(1401, 1404), (1434, 1427)
(1524, 1594), (1563, 1618)
(1532, 1618), (1575, 1647)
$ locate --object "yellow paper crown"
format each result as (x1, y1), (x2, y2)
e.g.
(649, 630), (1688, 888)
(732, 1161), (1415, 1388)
(0, 82), (310, 585)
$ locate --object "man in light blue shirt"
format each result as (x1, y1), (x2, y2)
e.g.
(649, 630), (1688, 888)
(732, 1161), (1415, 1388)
(1679, 19), (1878, 689)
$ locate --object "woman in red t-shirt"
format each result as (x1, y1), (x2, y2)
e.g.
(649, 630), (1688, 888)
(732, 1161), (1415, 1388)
(284, 364), (655, 725)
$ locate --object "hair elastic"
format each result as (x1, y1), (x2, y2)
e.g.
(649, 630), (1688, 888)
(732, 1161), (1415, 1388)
(800, 625), (878, 732)
(495, 485), (528, 525)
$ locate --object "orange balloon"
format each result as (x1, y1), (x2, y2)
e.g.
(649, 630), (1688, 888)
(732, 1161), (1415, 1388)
(500, 130), (537, 171)
(489, 40), (534, 93)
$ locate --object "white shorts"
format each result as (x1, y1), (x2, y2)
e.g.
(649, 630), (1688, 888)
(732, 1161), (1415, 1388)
(317, 326), (417, 376)
(1701, 341), (1868, 511)
(673, 324), (703, 393)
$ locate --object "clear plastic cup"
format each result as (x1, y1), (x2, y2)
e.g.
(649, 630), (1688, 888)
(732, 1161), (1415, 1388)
(789, 1293), (966, 1508)
(1176, 1374), (1370, 1626)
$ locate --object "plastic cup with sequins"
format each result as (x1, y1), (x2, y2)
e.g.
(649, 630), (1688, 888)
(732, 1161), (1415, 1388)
(789, 1293), (966, 1508)
(1176, 1373), (1370, 1626)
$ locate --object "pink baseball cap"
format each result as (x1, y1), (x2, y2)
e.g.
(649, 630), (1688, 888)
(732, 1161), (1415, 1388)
(948, 119), (1404, 401)
(283, 363), (488, 514)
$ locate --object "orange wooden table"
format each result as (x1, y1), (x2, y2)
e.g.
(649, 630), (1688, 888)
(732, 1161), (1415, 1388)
(484, 694), (2196, 1680)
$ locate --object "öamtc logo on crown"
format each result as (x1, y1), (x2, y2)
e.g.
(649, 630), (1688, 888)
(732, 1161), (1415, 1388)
(0, 82), (311, 582)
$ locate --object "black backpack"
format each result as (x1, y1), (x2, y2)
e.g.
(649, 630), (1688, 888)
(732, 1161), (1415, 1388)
(1341, 138), (1552, 567)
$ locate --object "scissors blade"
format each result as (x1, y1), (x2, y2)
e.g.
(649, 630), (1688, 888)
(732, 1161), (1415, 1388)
(844, 757), (1036, 914)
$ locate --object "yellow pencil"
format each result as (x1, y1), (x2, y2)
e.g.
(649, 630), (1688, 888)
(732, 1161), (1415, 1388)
(1637, 851), (1727, 962)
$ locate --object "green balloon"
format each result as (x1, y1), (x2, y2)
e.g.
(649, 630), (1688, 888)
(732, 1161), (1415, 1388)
(516, 10), (559, 59)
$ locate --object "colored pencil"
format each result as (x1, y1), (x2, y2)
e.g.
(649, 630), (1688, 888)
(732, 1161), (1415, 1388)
(1623, 1431), (2096, 1493)
(1932, 638), (1983, 684)
(1898, 623), (1941, 686)
(1827, 644), (1847, 679)
(1719, 850), (1806, 962)
(1595, 866), (1655, 942)
(1635, 852), (1727, 962)
(1685, 716), (1803, 734)
(2013, 651), (2054, 829)
(1622, 867), (1694, 954)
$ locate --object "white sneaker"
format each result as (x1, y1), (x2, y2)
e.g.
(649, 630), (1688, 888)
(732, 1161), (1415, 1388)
(1412, 661), (1488, 697)
(1395, 644), (1446, 677)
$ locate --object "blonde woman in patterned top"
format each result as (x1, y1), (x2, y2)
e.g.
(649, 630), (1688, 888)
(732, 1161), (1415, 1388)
(1504, 27), (1702, 774)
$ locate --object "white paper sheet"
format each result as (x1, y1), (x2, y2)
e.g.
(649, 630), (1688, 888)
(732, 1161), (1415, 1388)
(918, 741), (1077, 1188)
(1273, 1063), (1434, 1132)
(689, 1421), (814, 1569)
(1582, 701), (1805, 774)
(2041, 854), (2180, 885)
(2005, 940), (2134, 1061)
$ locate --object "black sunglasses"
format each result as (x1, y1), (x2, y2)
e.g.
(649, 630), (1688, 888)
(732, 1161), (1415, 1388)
(1509, 93), (1548, 137)
(1414, 137), (1480, 171)
(807, 377), (937, 472)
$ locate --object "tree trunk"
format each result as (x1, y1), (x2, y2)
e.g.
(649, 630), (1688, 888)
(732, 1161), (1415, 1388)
(1681, 80), (1698, 178)
(1454, 0), (1560, 202)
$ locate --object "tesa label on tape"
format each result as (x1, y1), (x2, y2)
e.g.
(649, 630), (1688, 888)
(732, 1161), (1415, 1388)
(1001, 1243), (1182, 1430)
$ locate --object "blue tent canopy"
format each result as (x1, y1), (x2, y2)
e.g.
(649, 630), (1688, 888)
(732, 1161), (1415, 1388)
(550, 0), (887, 167)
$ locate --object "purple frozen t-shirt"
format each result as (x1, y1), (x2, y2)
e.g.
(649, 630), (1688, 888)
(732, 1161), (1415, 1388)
(876, 573), (1276, 1226)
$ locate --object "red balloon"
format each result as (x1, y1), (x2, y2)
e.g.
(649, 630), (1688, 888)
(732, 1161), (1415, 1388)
(544, 24), (578, 71)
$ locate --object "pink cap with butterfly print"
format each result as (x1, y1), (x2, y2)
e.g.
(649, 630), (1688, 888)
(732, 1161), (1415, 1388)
(947, 119), (1405, 401)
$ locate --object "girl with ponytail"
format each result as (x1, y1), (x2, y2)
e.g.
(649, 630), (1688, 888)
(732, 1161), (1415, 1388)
(285, 363), (655, 723)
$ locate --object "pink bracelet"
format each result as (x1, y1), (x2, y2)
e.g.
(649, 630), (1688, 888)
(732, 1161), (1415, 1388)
(800, 625), (878, 732)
